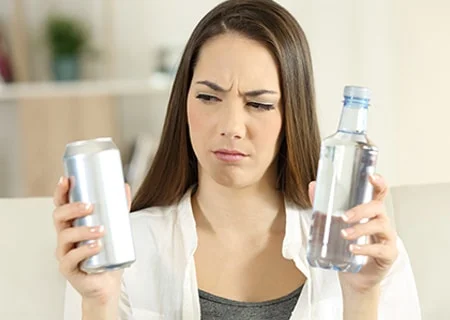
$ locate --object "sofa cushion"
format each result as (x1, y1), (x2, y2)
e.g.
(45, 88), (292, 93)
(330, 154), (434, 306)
(391, 183), (450, 320)
(0, 198), (65, 320)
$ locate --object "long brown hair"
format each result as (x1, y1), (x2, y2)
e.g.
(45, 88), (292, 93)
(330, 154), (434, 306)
(131, 0), (321, 212)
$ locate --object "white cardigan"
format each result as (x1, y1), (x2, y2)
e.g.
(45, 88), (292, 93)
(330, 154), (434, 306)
(64, 189), (421, 319)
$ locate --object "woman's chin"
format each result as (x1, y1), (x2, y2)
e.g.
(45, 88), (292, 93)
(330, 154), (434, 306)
(198, 164), (266, 189)
(210, 171), (253, 189)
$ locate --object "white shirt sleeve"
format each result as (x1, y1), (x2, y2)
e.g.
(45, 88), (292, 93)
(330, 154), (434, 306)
(63, 282), (81, 320)
(63, 277), (132, 320)
(118, 277), (133, 319)
(378, 237), (422, 319)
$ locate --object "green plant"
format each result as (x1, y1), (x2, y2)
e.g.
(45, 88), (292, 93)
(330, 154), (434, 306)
(45, 14), (88, 57)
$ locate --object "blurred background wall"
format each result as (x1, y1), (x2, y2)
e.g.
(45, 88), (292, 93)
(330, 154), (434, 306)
(0, 0), (449, 197)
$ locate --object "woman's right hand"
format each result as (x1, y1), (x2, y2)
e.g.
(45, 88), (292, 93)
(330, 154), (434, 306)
(52, 176), (132, 305)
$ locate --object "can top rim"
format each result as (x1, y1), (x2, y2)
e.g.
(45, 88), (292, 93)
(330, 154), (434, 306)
(66, 137), (112, 148)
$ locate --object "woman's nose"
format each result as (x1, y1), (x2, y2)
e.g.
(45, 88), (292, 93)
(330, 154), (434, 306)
(218, 103), (246, 140)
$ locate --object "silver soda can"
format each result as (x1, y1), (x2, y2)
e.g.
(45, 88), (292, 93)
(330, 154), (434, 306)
(63, 137), (136, 273)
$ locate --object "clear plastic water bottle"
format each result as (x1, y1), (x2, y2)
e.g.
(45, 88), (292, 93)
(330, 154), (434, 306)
(306, 85), (378, 273)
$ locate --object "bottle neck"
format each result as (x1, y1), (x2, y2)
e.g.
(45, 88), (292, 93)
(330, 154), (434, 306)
(337, 98), (369, 134)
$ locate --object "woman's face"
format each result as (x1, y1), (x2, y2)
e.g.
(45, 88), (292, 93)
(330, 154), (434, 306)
(187, 33), (283, 189)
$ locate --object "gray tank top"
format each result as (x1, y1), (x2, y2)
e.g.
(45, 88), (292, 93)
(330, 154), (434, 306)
(199, 285), (303, 319)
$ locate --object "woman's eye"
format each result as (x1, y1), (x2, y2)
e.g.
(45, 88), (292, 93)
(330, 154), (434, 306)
(247, 102), (275, 111)
(196, 94), (220, 103)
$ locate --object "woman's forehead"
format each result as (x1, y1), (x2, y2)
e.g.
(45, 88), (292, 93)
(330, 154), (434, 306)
(193, 33), (281, 92)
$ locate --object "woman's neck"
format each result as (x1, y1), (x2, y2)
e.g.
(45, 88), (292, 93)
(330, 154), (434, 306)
(192, 173), (285, 238)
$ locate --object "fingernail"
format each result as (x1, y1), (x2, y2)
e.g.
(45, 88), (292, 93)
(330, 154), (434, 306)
(89, 225), (104, 233)
(58, 176), (64, 185)
(371, 174), (380, 181)
(350, 244), (361, 252)
(342, 211), (355, 222)
(88, 241), (99, 249)
(341, 228), (355, 237)
(84, 203), (92, 211)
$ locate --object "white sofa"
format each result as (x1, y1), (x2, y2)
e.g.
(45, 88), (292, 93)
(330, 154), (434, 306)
(1, 183), (449, 320)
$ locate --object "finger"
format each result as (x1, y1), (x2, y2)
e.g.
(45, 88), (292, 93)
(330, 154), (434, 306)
(308, 181), (316, 206)
(369, 174), (389, 201)
(59, 241), (102, 276)
(53, 176), (70, 207)
(350, 243), (398, 266)
(341, 218), (395, 243)
(53, 202), (93, 233)
(56, 225), (105, 261)
(125, 183), (131, 211)
(342, 200), (385, 223)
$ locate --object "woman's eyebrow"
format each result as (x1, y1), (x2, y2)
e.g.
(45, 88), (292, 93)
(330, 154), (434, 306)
(196, 80), (278, 97)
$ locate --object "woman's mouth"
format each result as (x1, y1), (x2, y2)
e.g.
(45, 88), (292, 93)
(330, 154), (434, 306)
(213, 149), (248, 162)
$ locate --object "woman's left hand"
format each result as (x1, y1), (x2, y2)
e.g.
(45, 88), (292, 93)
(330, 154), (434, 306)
(308, 174), (399, 294)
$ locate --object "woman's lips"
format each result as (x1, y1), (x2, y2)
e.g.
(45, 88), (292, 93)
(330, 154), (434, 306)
(213, 149), (248, 162)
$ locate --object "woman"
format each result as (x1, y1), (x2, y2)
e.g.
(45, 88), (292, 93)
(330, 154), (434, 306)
(53, 0), (420, 319)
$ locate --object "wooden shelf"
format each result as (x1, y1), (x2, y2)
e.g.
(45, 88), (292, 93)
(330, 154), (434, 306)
(0, 76), (173, 101)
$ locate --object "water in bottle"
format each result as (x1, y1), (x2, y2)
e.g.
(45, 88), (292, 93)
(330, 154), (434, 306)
(306, 86), (378, 273)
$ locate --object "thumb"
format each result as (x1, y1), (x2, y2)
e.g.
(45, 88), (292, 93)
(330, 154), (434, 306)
(125, 183), (132, 211)
(308, 181), (316, 206)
